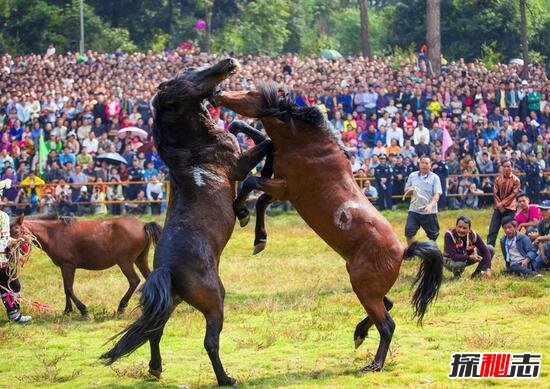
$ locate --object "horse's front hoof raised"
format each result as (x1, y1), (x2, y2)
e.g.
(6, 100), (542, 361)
(238, 214), (250, 228)
(149, 368), (162, 379)
(253, 240), (266, 255)
(354, 335), (365, 349)
(361, 362), (382, 373)
(218, 376), (237, 386)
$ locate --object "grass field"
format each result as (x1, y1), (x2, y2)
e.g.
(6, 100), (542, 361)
(0, 209), (548, 388)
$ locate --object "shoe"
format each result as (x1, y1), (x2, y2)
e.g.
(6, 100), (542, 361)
(14, 315), (32, 323)
(533, 273), (543, 278)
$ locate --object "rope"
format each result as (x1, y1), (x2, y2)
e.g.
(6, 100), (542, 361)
(404, 186), (431, 210)
(5, 228), (41, 286)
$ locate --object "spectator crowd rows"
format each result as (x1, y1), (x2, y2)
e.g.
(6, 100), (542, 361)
(0, 47), (549, 215)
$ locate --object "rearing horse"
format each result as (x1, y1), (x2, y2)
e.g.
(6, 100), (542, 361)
(101, 59), (271, 386)
(213, 83), (443, 372)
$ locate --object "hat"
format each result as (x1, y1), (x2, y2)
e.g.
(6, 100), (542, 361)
(379, 153), (387, 159)
(537, 200), (550, 210)
(80, 186), (88, 192)
(68, 131), (76, 137)
(521, 80), (528, 86)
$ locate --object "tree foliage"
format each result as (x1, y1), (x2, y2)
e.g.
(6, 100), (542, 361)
(0, 0), (547, 66)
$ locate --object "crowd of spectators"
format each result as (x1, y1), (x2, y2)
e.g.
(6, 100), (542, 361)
(0, 47), (549, 214)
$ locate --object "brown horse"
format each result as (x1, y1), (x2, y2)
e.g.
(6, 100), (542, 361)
(10, 214), (161, 316)
(101, 59), (271, 386)
(213, 83), (443, 372)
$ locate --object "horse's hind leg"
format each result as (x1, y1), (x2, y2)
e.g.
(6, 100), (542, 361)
(253, 193), (274, 255)
(60, 264), (88, 317)
(354, 296), (394, 349)
(116, 261), (141, 314)
(148, 324), (166, 379)
(184, 276), (236, 386)
(135, 247), (152, 279)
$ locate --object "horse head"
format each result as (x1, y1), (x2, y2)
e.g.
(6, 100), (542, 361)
(151, 58), (239, 142)
(9, 214), (25, 238)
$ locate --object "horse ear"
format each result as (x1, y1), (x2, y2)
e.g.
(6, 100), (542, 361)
(16, 214), (24, 225)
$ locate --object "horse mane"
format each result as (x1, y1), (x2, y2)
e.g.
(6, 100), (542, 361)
(258, 82), (353, 159)
(22, 213), (77, 226)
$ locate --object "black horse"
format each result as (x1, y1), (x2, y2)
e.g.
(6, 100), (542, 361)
(101, 58), (271, 386)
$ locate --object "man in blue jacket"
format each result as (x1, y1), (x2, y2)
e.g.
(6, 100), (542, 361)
(500, 216), (542, 277)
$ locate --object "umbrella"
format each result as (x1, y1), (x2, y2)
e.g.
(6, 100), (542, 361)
(117, 127), (149, 140)
(319, 49), (343, 60)
(96, 152), (128, 165)
(510, 58), (524, 66)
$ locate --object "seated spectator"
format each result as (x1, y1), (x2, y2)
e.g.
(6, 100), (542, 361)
(443, 215), (493, 279)
(463, 182), (484, 209)
(515, 192), (541, 234)
(363, 179), (378, 202)
(126, 189), (148, 214)
(500, 217), (542, 277)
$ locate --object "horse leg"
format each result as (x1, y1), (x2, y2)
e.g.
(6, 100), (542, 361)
(148, 324), (166, 379)
(135, 246), (152, 279)
(354, 296), (394, 349)
(116, 262), (141, 314)
(228, 120), (268, 145)
(232, 140), (272, 181)
(61, 264), (88, 317)
(63, 287), (73, 314)
(253, 193), (274, 255)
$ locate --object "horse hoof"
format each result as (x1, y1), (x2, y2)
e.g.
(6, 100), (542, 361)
(149, 368), (162, 379)
(81, 312), (90, 320)
(63, 310), (73, 316)
(238, 214), (250, 228)
(354, 335), (365, 349)
(253, 241), (266, 255)
(361, 362), (382, 373)
(219, 376), (237, 386)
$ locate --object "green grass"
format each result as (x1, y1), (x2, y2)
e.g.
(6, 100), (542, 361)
(0, 209), (549, 388)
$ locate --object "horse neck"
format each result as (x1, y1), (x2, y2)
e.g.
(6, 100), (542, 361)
(24, 221), (52, 250)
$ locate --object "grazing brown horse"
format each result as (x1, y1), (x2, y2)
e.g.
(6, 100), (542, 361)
(10, 214), (161, 316)
(213, 83), (444, 372)
(101, 59), (271, 386)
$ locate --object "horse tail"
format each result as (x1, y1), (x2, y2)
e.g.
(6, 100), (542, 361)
(404, 240), (443, 325)
(143, 222), (163, 246)
(100, 267), (172, 365)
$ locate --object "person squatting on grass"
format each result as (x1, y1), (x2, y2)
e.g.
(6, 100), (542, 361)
(443, 215), (494, 279)
(500, 216), (543, 277)
(527, 200), (550, 271)
(0, 206), (31, 323)
(514, 192), (541, 234)
(486, 159), (521, 247)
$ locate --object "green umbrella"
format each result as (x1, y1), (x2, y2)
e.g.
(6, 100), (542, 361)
(319, 49), (343, 60)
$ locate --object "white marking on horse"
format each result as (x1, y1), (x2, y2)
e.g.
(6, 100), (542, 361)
(192, 167), (225, 187)
(334, 200), (367, 230)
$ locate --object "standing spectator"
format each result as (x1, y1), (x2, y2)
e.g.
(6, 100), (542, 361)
(515, 192), (541, 233)
(486, 159), (521, 246)
(374, 154), (393, 210)
(0, 203), (32, 323)
(431, 151), (448, 209)
(362, 179), (378, 201)
(404, 156), (442, 245)
(443, 215), (493, 279)
(146, 175), (163, 215)
(524, 152), (542, 204)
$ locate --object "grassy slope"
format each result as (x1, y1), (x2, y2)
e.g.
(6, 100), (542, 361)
(0, 209), (548, 388)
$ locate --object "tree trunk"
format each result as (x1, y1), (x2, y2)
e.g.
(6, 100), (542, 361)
(519, 0), (529, 77)
(205, 3), (213, 53)
(426, 0), (441, 75)
(358, 0), (372, 60)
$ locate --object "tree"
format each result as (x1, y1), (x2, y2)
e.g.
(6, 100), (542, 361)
(519, 0), (528, 76)
(358, 0), (372, 59)
(426, 0), (441, 75)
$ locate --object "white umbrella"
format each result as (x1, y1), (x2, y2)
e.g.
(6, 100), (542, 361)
(509, 58), (524, 66)
(96, 152), (128, 165)
(117, 127), (149, 140)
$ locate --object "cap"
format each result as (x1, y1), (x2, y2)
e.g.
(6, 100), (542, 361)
(537, 200), (550, 210)
(521, 80), (528, 86)
(379, 153), (387, 159)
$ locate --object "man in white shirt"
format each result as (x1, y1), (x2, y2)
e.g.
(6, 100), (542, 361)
(386, 122), (404, 147)
(413, 121), (430, 145)
(82, 131), (99, 154)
